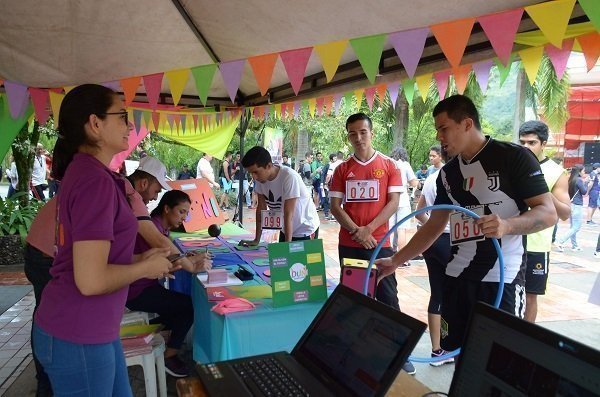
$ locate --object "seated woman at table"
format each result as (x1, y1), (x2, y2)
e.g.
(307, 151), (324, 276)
(126, 189), (212, 378)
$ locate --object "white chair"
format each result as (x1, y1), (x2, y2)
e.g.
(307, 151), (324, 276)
(121, 311), (167, 397)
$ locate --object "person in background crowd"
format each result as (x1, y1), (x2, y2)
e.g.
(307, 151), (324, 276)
(32, 84), (172, 395)
(302, 151), (313, 185)
(6, 155), (18, 198)
(587, 163), (600, 225)
(177, 164), (192, 180)
(196, 153), (220, 190)
(281, 153), (291, 167)
(518, 121), (571, 323)
(239, 146), (319, 244)
(389, 146), (418, 258)
(126, 190), (212, 377)
(415, 164), (428, 180)
(31, 143), (47, 200)
(320, 153), (337, 221)
(45, 150), (59, 198)
(426, 145), (444, 176)
(376, 95), (556, 355)
(218, 151), (233, 210)
(556, 165), (589, 252)
(311, 152), (324, 209)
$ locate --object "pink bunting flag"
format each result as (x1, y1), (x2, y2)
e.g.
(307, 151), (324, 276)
(280, 103), (287, 120)
(333, 93), (343, 115)
(29, 88), (50, 124)
(109, 125), (151, 171)
(478, 8), (524, 66)
(387, 82), (400, 108)
(472, 60), (493, 94)
(143, 73), (164, 110)
(388, 27), (429, 78)
(220, 60), (246, 103)
(434, 70), (451, 99)
(280, 47), (313, 95)
(545, 39), (574, 80)
(253, 107), (260, 119)
(4, 81), (30, 119)
(263, 105), (270, 120)
(166, 114), (175, 131)
(192, 114), (199, 132)
(364, 87), (376, 111)
(315, 97), (324, 117)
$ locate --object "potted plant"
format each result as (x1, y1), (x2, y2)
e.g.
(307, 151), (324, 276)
(0, 192), (44, 266)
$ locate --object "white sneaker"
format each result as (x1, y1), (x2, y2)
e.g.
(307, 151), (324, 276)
(572, 247), (582, 252)
(555, 244), (564, 252)
(594, 251), (600, 258)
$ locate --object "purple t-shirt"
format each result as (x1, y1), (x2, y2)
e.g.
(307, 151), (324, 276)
(35, 153), (138, 344)
(127, 215), (167, 300)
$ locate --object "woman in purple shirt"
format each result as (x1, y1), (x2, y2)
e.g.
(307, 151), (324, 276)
(32, 84), (173, 396)
(127, 189), (211, 377)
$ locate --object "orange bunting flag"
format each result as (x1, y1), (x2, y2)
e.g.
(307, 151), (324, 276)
(430, 17), (476, 68)
(248, 53), (279, 96)
(452, 65), (472, 95)
(324, 95), (334, 115)
(524, 0), (576, 48)
(120, 76), (141, 107)
(308, 98), (317, 117)
(314, 40), (348, 83)
(375, 84), (387, 103)
(577, 32), (600, 72)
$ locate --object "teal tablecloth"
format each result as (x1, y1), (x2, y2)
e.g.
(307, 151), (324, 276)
(191, 270), (326, 363)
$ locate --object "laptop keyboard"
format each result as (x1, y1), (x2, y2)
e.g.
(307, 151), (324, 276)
(232, 357), (310, 396)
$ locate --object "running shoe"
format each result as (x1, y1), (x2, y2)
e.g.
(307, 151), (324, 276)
(402, 361), (416, 375)
(430, 349), (455, 367)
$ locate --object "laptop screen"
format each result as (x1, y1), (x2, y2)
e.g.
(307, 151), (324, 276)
(450, 302), (600, 396)
(292, 285), (425, 397)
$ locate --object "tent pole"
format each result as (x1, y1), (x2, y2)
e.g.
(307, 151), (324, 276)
(236, 110), (251, 227)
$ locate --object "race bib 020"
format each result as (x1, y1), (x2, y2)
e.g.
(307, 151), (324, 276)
(345, 180), (380, 202)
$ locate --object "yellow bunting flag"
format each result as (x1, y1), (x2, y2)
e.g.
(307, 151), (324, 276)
(248, 53), (279, 96)
(273, 103), (282, 119)
(524, 0), (576, 48)
(308, 98), (317, 117)
(430, 18), (476, 68)
(354, 89), (364, 111)
(165, 69), (190, 106)
(452, 65), (472, 95)
(518, 46), (545, 85)
(63, 86), (76, 94)
(49, 91), (65, 127)
(120, 77), (141, 107)
(415, 73), (433, 101)
(314, 40), (348, 83)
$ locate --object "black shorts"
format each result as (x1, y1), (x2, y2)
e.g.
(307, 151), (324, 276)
(440, 273), (526, 352)
(525, 251), (549, 295)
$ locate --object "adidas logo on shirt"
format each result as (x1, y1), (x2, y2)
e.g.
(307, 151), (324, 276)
(347, 172), (355, 178)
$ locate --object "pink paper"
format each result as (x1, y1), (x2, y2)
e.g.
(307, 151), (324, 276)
(280, 47), (313, 95)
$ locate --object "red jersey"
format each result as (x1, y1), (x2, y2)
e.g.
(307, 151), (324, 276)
(330, 152), (403, 247)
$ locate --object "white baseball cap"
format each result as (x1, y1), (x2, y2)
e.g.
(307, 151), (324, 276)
(136, 156), (171, 191)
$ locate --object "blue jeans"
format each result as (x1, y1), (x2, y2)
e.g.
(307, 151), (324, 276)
(33, 324), (132, 397)
(559, 204), (583, 248)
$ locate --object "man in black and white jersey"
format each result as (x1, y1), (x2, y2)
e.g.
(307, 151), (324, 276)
(376, 95), (557, 351)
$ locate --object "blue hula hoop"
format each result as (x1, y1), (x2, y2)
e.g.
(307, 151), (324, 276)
(364, 204), (505, 363)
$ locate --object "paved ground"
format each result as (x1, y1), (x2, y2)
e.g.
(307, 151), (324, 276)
(1, 182), (599, 395)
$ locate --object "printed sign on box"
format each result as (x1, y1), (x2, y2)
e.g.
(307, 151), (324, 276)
(268, 239), (327, 307)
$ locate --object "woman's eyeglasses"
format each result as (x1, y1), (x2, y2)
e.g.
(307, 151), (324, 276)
(101, 111), (129, 125)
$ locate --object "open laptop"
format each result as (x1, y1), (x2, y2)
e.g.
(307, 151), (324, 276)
(197, 284), (426, 397)
(449, 302), (600, 396)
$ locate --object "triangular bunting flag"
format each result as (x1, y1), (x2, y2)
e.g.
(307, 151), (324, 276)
(308, 98), (317, 117)
(120, 76), (141, 106)
(545, 39), (574, 80)
(151, 112), (160, 132)
(49, 91), (65, 127)
(280, 103), (287, 119)
(273, 103), (282, 119)
(524, 0), (576, 48)
(280, 47), (313, 95)
(342, 92), (353, 112)
(518, 46), (545, 84)
(143, 73), (164, 110)
(415, 73), (433, 102)
(578, 0), (600, 31)
(375, 84), (387, 103)
(494, 56), (514, 87)
(102, 81), (120, 91)
(577, 32), (600, 72)
(4, 81), (30, 119)
(248, 53), (278, 96)
(63, 86), (75, 94)
(434, 70), (451, 99)
(430, 18), (476, 68)
(314, 40), (348, 83)
(294, 102), (302, 118)
(349, 34), (387, 83)
(354, 89), (364, 110)
(166, 113), (175, 132)
(220, 59), (246, 103)
(192, 114), (199, 132)
(191, 64), (218, 105)
(334, 93), (343, 115)
(478, 9), (524, 66)
(315, 98), (324, 117)
(142, 110), (152, 130)
(388, 27), (429, 78)
(264, 105), (271, 120)
(165, 69), (190, 106)
(387, 82), (400, 108)
(472, 59), (493, 94)
(29, 88), (50, 124)
(452, 64), (472, 95)
(402, 79), (416, 104)
(133, 109), (143, 135)
(364, 87), (376, 111)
